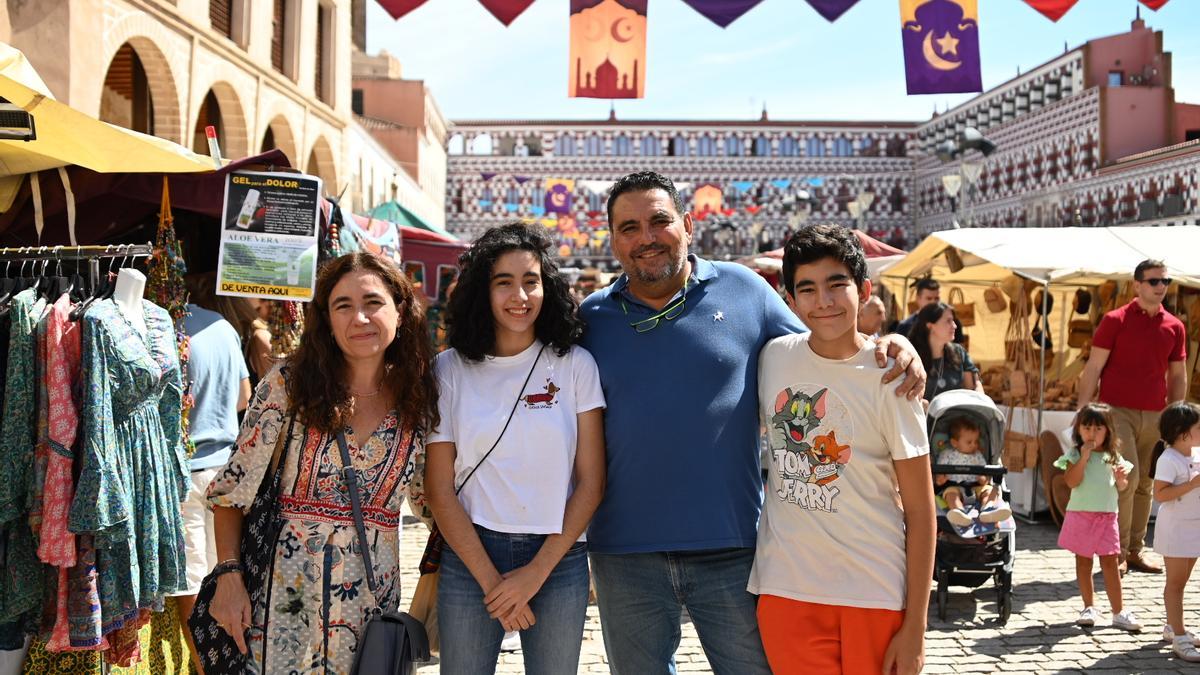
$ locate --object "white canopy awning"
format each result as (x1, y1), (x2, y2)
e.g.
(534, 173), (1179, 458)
(882, 226), (1200, 288)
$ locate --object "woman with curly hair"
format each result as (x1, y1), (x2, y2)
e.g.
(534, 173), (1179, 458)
(204, 252), (439, 672)
(425, 223), (606, 674)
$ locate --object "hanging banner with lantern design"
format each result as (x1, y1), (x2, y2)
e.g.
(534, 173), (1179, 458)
(900, 0), (982, 95)
(569, 0), (647, 99)
(693, 184), (723, 215)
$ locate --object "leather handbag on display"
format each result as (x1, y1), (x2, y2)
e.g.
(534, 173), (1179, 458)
(1073, 288), (1092, 315)
(984, 285), (1007, 314)
(336, 431), (430, 675)
(948, 287), (976, 327)
(1067, 319), (1093, 349)
(188, 414), (298, 674)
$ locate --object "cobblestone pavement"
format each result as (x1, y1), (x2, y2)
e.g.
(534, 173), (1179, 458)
(399, 513), (1199, 674)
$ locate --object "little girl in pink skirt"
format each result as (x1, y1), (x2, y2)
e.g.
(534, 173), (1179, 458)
(1054, 403), (1140, 632)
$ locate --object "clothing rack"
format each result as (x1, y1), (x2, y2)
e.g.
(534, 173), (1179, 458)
(0, 244), (154, 297)
(0, 243), (154, 261)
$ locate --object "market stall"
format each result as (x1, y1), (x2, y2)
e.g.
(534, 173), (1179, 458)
(882, 226), (1200, 516)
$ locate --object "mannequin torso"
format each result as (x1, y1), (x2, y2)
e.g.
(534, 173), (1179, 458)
(113, 268), (147, 335)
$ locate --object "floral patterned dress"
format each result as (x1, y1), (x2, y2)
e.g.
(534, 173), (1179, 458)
(207, 365), (423, 674)
(71, 298), (189, 636)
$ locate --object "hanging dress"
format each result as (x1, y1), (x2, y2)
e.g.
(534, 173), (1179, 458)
(207, 365), (423, 673)
(69, 298), (189, 636)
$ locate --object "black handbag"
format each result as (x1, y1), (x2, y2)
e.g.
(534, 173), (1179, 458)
(336, 430), (431, 675)
(188, 413), (298, 674)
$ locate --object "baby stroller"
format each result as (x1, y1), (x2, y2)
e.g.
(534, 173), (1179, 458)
(927, 390), (1016, 625)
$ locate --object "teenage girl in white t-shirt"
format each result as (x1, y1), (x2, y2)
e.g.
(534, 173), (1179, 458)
(1152, 401), (1200, 662)
(424, 223), (607, 675)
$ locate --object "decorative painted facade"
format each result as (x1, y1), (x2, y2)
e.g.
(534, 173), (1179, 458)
(0, 0), (445, 228)
(447, 17), (1200, 266)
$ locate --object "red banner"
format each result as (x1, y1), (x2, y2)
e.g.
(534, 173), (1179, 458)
(1140, 0), (1170, 9)
(376, 0), (429, 20)
(1020, 0), (1078, 21)
(478, 0), (536, 25)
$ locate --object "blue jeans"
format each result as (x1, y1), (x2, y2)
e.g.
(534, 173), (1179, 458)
(438, 526), (589, 675)
(590, 547), (770, 675)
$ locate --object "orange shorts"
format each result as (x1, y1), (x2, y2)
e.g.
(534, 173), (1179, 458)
(757, 594), (905, 675)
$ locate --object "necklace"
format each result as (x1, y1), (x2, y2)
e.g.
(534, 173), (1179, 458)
(349, 384), (383, 398)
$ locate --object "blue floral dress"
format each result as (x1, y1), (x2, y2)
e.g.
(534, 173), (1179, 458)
(207, 366), (423, 673)
(71, 298), (189, 635)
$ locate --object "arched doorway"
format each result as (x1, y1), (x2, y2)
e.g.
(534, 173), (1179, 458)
(192, 83), (249, 160)
(306, 136), (337, 197)
(260, 115), (297, 164)
(99, 39), (182, 141)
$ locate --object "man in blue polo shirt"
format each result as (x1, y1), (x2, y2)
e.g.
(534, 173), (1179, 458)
(581, 171), (925, 674)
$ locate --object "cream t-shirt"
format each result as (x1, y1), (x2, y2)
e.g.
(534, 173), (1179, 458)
(429, 341), (605, 536)
(750, 334), (929, 611)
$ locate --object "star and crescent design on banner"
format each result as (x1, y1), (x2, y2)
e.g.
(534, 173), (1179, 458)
(569, 0), (648, 99)
(900, 0), (982, 95)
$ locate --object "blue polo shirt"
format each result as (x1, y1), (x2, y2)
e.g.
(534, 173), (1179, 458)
(581, 255), (805, 553)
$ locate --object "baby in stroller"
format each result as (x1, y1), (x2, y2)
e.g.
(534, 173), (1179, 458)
(936, 417), (1012, 528)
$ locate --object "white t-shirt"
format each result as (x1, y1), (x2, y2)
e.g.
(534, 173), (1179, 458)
(428, 340), (605, 536)
(750, 334), (929, 611)
(1153, 445), (1200, 558)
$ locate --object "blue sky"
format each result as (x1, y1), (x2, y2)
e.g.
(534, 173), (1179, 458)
(366, 0), (1200, 122)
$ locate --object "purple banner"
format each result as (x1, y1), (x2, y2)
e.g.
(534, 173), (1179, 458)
(901, 0), (982, 95)
(805, 0), (861, 21)
(679, 0), (764, 27)
(544, 183), (573, 215)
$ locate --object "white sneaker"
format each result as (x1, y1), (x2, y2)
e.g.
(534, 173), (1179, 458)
(1076, 606), (1101, 626)
(1113, 610), (1143, 632)
(979, 504), (1012, 523)
(1175, 636), (1200, 662)
(946, 508), (973, 528)
(1162, 625), (1200, 646)
(500, 630), (521, 652)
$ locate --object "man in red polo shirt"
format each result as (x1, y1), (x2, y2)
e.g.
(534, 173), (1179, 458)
(1078, 259), (1188, 576)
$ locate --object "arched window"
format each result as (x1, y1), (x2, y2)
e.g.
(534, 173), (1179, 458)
(806, 137), (825, 157)
(725, 136), (743, 156)
(614, 134), (631, 156)
(698, 135), (715, 156)
(753, 136), (770, 157)
(554, 134), (576, 156)
(505, 187), (521, 205)
(447, 134), (465, 155)
(469, 133), (494, 155)
(779, 136), (798, 157)
(671, 135), (689, 156)
(640, 134), (661, 156)
(585, 134), (604, 156)
(833, 137), (854, 157)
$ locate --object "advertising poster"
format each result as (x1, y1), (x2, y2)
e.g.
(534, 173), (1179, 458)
(216, 170), (322, 301)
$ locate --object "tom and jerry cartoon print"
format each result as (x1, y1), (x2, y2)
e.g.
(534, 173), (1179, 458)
(768, 384), (854, 513)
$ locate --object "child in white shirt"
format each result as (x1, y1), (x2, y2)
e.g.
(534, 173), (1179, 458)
(1153, 401), (1200, 662)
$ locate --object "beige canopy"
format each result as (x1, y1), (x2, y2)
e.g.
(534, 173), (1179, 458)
(882, 226), (1200, 289)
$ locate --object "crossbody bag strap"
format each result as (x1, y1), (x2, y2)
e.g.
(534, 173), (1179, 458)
(336, 429), (382, 597)
(452, 342), (546, 496)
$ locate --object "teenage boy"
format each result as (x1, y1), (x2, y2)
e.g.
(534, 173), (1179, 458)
(751, 224), (937, 675)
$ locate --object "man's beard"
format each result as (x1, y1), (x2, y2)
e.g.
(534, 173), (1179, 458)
(628, 246), (686, 284)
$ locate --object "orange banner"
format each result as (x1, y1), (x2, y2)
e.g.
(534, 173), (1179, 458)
(693, 184), (723, 214)
(569, 0), (647, 99)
